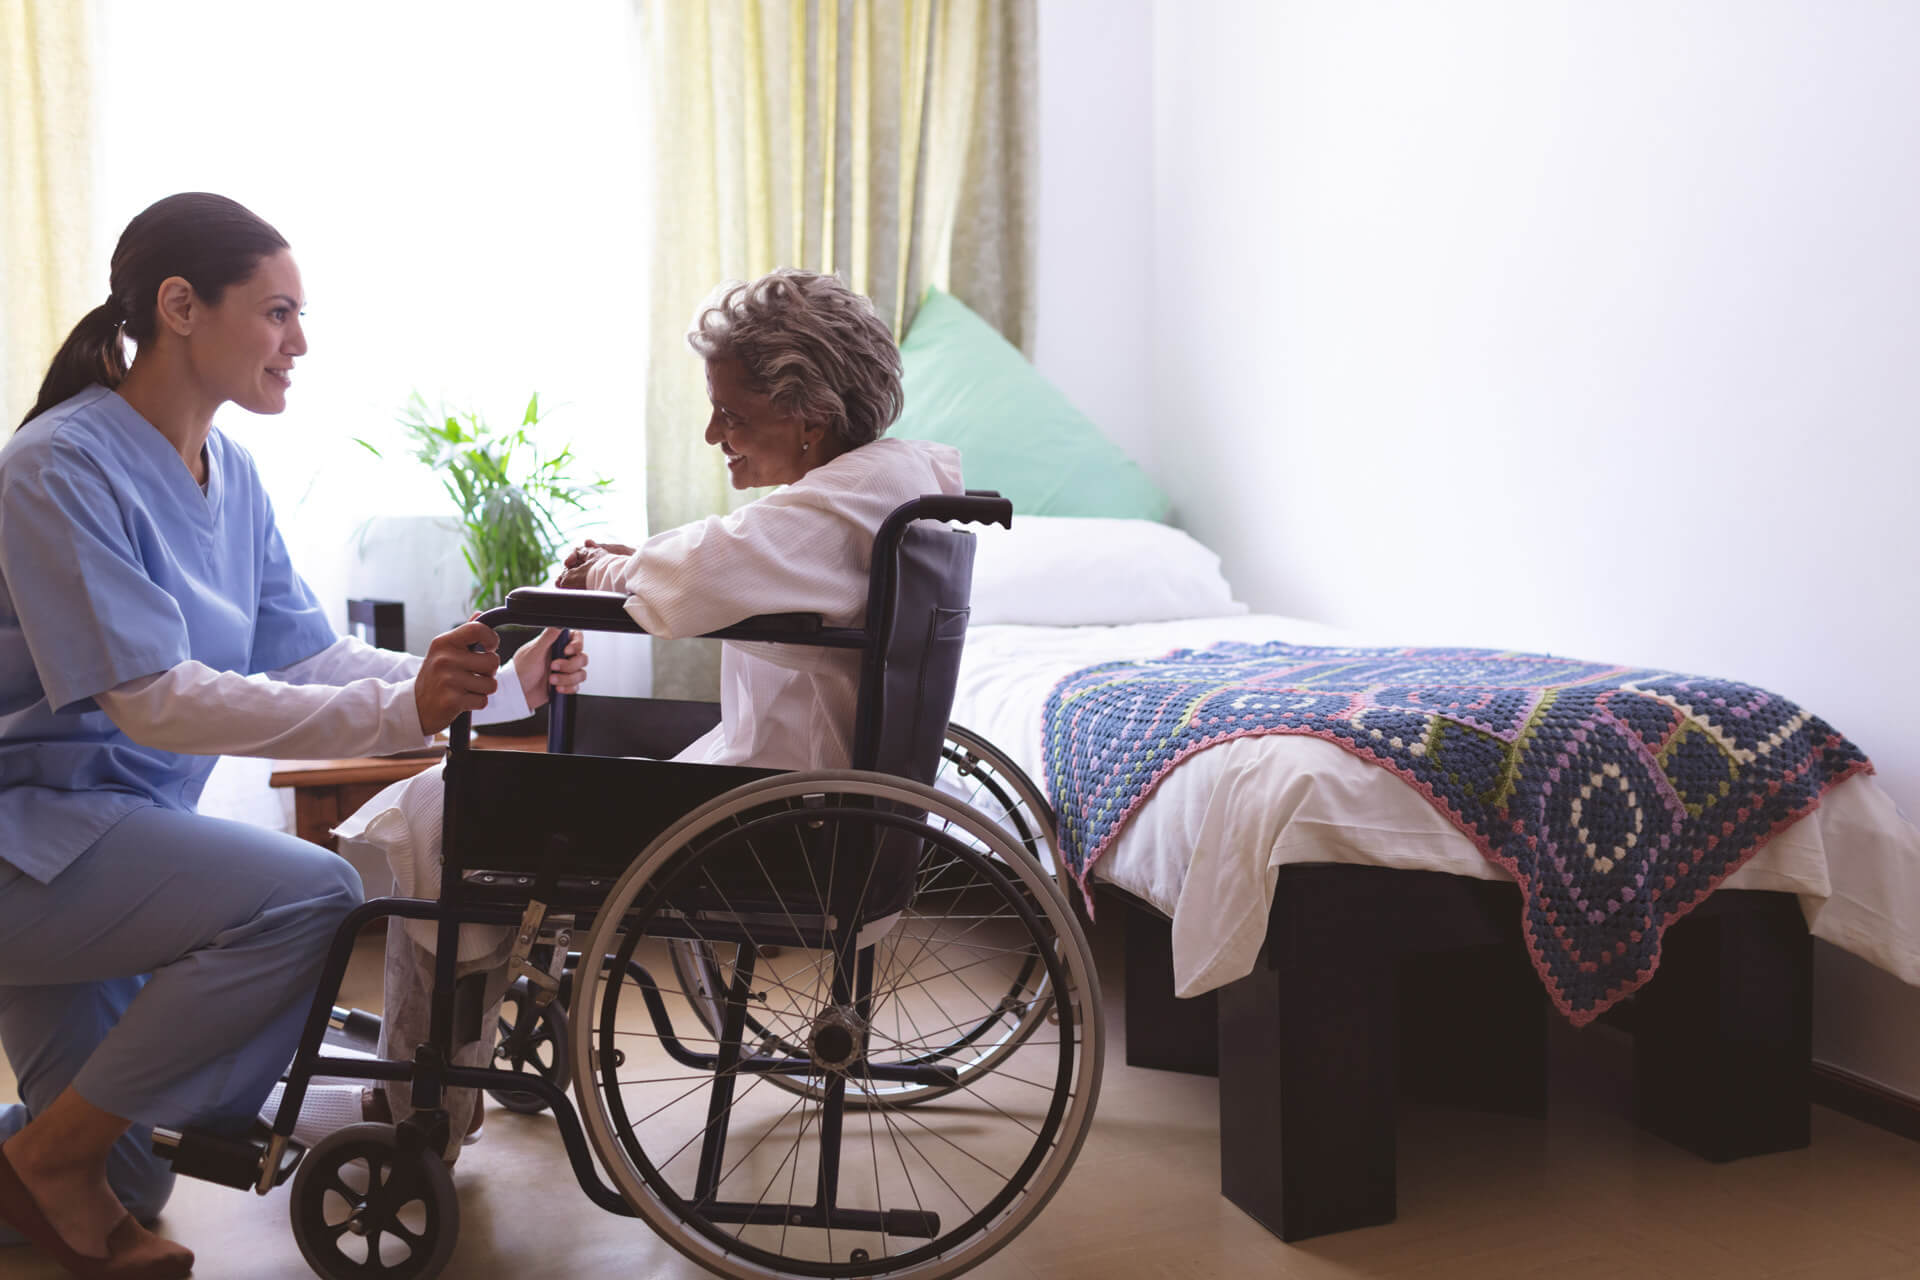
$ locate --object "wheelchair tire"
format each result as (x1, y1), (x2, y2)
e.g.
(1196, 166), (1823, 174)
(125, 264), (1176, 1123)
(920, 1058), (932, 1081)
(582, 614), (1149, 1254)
(485, 976), (570, 1115)
(289, 1122), (459, 1280)
(570, 771), (1103, 1280)
(668, 724), (1064, 1108)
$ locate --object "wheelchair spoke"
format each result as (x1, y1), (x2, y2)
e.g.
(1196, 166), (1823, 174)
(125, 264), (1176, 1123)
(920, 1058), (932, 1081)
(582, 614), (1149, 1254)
(881, 950), (1006, 1045)
(646, 1068), (788, 1179)
(869, 947), (1041, 1009)
(871, 1082), (933, 1235)
(712, 1074), (815, 1192)
(871, 1085), (1016, 1180)
(739, 834), (826, 972)
(622, 1066), (764, 1128)
(874, 859), (1025, 981)
(671, 893), (834, 1045)
(884, 930), (1039, 949)
(867, 909), (1040, 1038)
(775, 1079), (820, 1261)
(864, 1088), (893, 1260)
(709, 1072), (816, 1256)
(867, 1088), (984, 1223)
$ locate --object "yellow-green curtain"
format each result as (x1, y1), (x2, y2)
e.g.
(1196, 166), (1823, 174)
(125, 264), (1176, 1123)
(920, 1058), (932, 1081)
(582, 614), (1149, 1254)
(0, 0), (94, 429)
(641, 0), (1036, 697)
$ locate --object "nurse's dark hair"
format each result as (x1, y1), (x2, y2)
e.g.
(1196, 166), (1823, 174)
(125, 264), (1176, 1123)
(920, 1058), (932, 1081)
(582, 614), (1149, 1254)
(19, 193), (289, 428)
(687, 269), (904, 449)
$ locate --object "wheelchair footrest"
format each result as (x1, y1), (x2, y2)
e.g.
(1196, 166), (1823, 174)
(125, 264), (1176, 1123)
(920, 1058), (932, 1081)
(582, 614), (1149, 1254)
(329, 1004), (383, 1048)
(152, 1125), (304, 1192)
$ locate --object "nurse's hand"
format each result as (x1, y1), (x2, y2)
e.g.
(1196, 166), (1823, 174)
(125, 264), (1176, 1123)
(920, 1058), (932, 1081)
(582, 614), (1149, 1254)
(414, 620), (501, 733)
(514, 626), (588, 710)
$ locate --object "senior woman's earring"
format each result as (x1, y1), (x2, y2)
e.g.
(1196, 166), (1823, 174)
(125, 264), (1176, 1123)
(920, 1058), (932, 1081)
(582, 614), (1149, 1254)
(801, 441), (810, 455)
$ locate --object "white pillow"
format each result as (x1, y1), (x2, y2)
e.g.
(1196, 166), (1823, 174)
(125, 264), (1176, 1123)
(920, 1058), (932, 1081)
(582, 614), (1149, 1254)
(965, 516), (1247, 627)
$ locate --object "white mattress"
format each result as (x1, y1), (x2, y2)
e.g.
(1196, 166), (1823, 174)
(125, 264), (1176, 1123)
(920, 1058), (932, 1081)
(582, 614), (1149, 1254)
(953, 616), (1920, 999)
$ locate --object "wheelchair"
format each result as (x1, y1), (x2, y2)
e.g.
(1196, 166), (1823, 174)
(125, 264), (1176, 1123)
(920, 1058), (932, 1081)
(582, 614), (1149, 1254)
(153, 493), (1103, 1280)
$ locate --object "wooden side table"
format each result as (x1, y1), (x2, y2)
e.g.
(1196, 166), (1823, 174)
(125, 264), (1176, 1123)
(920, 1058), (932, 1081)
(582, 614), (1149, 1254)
(269, 735), (545, 850)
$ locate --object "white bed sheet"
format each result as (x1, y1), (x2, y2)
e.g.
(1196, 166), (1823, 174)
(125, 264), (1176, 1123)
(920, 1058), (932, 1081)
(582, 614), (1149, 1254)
(953, 616), (1920, 999)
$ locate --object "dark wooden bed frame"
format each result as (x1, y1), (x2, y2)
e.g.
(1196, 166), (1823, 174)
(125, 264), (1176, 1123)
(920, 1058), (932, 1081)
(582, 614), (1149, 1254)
(1114, 864), (1812, 1242)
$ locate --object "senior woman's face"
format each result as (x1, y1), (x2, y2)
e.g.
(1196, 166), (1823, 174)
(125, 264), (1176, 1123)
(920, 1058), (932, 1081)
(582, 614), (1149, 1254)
(703, 356), (818, 489)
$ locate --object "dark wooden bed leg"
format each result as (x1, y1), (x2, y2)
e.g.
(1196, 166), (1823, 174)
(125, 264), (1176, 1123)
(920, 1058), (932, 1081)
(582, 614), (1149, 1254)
(1399, 941), (1549, 1117)
(1218, 888), (1398, 1242)
(1121, 898), (1220, 1076)
(1633, 891), (1812, 1161)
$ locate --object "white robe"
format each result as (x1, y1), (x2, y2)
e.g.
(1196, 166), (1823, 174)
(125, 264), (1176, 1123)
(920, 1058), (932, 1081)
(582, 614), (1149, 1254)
(592, 435), (967, 770)
(335, 436), (965, 958)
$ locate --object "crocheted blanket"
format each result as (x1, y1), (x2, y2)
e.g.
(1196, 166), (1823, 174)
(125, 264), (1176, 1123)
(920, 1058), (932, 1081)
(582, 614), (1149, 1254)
(1042, 641), (1870, 1022)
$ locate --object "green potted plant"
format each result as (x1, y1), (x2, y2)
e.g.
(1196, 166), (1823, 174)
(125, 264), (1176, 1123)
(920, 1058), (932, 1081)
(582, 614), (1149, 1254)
(360, 392), (610, 729)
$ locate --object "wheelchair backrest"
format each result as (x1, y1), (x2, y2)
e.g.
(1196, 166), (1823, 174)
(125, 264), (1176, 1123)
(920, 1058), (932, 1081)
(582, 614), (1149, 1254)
(850, 516), (976, 785)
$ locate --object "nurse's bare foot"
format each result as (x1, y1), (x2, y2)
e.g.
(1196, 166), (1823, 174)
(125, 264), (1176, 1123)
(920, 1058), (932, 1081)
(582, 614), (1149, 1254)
(108, 1215), (195, 1276)
(0, 1136), (130, 1260)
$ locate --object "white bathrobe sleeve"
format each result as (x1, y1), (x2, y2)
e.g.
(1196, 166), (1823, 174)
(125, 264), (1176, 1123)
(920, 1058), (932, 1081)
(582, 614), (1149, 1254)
(584, 437), (966, 637)
(586, 496), (872, 636)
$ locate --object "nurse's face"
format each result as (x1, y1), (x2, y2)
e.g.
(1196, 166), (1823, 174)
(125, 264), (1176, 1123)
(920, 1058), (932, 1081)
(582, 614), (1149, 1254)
(703, 356), (823, 489)
(190, 250), (308, 415)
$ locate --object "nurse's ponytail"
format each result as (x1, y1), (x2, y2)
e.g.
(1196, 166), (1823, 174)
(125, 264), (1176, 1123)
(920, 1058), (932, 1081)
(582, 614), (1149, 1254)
(19, 193), (288, 428)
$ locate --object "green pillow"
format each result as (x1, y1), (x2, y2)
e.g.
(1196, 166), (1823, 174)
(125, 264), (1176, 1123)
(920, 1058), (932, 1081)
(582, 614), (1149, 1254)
(890, 288), (1170, 521)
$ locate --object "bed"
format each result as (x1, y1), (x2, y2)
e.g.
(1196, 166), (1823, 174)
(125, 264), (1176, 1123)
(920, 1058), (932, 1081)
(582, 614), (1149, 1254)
(948, 514), (1920, 1241)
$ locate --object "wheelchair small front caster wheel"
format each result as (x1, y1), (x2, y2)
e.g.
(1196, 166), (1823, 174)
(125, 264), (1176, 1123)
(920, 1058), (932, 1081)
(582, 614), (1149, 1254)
(487, 976), (570, 1115)
(290, 1122), (458, 1280)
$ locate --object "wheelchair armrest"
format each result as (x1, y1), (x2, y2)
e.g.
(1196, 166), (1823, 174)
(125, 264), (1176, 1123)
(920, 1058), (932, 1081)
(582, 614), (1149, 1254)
(495, 588), (641, 632)
(489, 587), (841, 643)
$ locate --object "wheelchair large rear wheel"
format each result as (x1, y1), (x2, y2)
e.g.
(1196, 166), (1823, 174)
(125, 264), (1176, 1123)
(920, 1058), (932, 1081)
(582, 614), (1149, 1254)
(667, 725), (1062, 1109)
(572, 772), (1103, 1280)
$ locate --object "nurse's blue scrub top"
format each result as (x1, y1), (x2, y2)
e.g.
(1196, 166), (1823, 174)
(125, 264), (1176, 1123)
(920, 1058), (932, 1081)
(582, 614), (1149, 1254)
(0, 386), (337, 883)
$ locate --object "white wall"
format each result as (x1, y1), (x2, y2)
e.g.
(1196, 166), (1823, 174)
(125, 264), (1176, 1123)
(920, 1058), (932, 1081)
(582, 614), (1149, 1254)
(1031, 0), (1156, 470)
(1149, 1), (1920, 1094)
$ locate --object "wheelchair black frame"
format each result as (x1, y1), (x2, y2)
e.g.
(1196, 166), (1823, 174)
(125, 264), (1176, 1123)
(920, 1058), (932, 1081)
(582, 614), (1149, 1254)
(262, 491), (1013, 1221)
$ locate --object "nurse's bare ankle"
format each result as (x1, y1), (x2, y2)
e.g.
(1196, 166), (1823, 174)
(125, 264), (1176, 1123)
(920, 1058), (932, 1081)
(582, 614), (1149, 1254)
(3, 1138), (125, 1258)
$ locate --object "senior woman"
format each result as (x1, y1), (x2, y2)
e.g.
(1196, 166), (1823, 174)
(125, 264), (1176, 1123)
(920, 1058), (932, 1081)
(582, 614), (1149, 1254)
(336, 267), (963, 1153)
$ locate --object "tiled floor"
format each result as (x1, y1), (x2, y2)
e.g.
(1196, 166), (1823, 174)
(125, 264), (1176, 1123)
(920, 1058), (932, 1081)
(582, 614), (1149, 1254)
(5, 914), (1920, 1280)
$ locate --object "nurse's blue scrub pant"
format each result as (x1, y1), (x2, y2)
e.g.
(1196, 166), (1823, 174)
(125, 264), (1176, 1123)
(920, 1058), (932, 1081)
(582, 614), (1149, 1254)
(0, 805), (362, 1237)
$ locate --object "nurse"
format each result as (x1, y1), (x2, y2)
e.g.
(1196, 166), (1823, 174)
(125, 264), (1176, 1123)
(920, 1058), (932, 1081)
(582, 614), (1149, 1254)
(0, 193), (583, 1279)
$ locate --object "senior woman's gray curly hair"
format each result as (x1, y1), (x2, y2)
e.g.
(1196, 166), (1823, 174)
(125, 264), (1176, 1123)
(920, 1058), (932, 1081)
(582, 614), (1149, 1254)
(686, 269), (905, 450)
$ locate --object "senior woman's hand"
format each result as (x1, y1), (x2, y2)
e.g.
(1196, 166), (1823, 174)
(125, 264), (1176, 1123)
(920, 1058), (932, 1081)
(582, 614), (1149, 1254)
(556, 539), (636, 590)
(512, 626), (588, 709)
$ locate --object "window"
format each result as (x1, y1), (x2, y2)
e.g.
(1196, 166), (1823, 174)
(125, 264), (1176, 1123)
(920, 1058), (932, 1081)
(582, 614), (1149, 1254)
(93, 0), (651, 637)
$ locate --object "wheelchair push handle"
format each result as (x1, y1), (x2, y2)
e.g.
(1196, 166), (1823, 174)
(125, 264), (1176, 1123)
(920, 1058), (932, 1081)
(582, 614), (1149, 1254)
(920, 491), (1014, 529)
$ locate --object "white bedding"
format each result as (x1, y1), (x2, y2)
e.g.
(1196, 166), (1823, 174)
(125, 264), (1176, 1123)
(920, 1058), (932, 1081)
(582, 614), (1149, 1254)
(953, 616), (1920, 1000)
